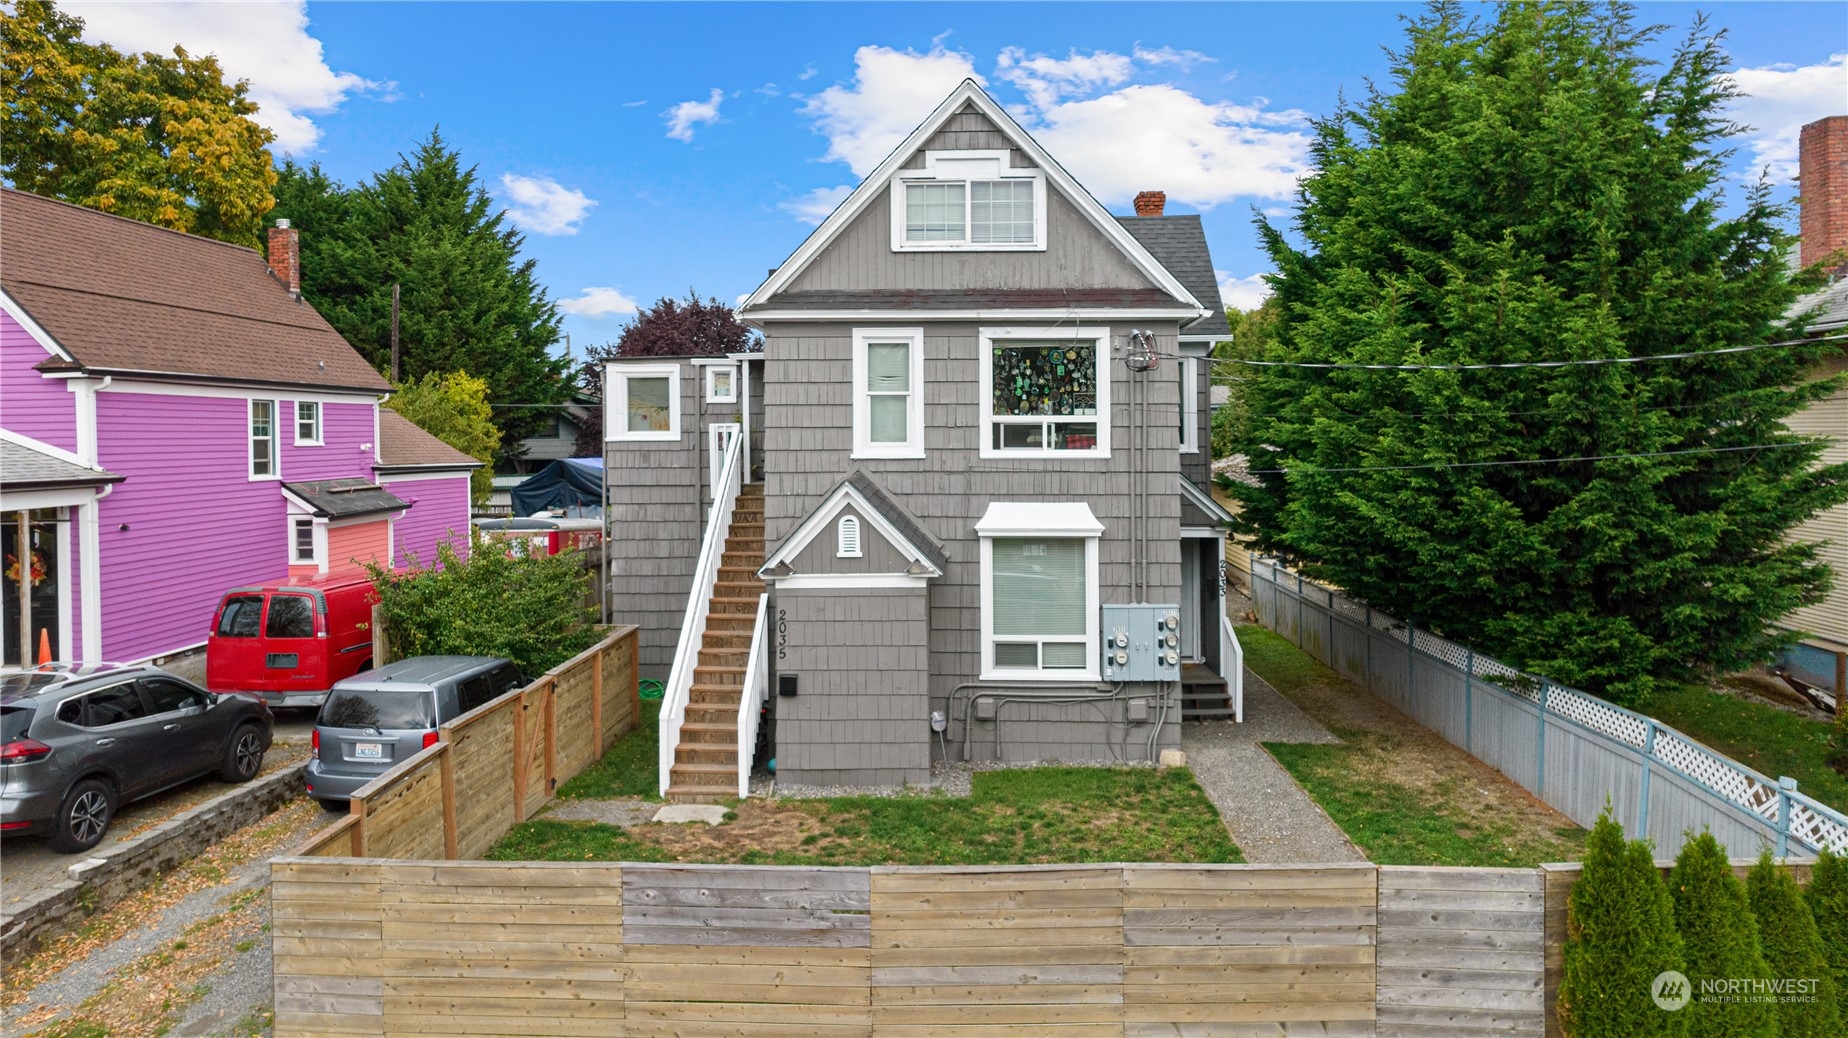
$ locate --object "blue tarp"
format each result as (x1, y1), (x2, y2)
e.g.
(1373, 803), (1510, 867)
(510, 457), (603, 518)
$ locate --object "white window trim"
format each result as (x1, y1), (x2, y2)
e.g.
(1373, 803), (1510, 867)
(605, 363), (681, 442)
(294, 400), (323, 446)
(977, 515), (1101, 682)
(1179, 356), (1200, 455)
(248, 398), (279, 480)
(705, 364), (739, 404)
(978, 326), (1111, 460)
(289, 516), (327, 571)
(851, 327), (926, 460)
(890, 150), (1047, 253)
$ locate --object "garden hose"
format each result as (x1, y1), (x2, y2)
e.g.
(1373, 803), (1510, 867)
(638, 679), (665, 701)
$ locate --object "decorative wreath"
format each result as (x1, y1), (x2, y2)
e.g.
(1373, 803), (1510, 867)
(4, 551), (47, 586)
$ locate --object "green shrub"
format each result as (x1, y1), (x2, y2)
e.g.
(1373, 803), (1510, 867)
(1671, 831), (1778, 1038)
(370, 536), (597, 676)
(1559, 811), (1687, 1038)
(1811, 847), (1848, 1021)
(1746, 850), (1841, 1037)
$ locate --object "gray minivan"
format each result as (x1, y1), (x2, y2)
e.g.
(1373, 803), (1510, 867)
(305, 656), (522, 809)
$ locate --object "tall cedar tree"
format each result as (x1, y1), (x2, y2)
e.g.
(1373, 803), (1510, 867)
(267, 135), (567, 451)
(1, 0), (276, 246)
(1746, 851), (1841, 1038)
(1670, 831), (1778, 1037)
(1810, 848), (1848, 1021)
(1558, 811), (1687, 1038)
(572, 294), (758, 456)
(1227, 1), (1848, 705)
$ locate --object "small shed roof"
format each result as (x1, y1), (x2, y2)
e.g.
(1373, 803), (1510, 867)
(282, 478), (408, 520)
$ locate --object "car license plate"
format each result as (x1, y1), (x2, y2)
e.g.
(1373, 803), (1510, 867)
(354, 742), (383, 760)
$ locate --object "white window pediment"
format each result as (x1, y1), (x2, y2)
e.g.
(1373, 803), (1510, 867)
(890, 150), (1046, 253)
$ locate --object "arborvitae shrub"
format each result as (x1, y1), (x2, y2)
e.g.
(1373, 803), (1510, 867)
(1559, 811), (1687, 1037)
(1670, 831), (1778, 1037)
(1746, 851), (1840, 1037)
(1810, 847), (1848, 1021)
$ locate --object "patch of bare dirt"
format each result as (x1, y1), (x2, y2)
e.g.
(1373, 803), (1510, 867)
(633, 800), (828, 857)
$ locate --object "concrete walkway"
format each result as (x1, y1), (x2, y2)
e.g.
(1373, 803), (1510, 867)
(1183, 666), (1365, 864)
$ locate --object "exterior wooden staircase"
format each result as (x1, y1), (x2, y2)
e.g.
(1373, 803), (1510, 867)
(666, 483), (765, 803)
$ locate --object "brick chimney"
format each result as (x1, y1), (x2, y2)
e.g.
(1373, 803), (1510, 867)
(1133, 190), (1167, 218)
(1799, 116), (1848, 270)
(267, 219), (300, 298)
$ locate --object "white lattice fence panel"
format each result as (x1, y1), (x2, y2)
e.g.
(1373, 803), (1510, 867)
(1654, 730), (1780, 821)
(1549, 688), (1648, 749)
(1788, 800), (1848, 855)
(1418, 633), (1471, 671)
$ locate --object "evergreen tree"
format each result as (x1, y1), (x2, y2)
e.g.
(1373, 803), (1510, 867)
(1670, 831), (1778, 1037)
(1746, 851), (1841, 1038)
(1226, 0), (1848, 705)
(268, 131), (567, 450)
(1559, 811), (1687, 1038)
(1810, 848), (1848, 1021)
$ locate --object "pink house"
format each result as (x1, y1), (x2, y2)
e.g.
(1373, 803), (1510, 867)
(0, 189), (477, 667)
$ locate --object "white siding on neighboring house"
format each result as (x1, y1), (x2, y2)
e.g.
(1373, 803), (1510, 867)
(1786, 353), (1848, 647)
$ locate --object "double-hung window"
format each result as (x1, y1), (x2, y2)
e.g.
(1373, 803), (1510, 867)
(852, 328), (924, 459)
(605, 363), (681, 442)
(891, 151), (1045, 252)
(295, 400), (322, 445)
(1178, 357), (1199, 454)
(980, 327), (1110, 458)
(977, 502), (1103, 681)
(249, 399), (278, 478)
(291, 518), (320, 567)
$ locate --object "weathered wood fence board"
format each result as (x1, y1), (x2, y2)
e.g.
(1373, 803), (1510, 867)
(1376, 866), (1543, 1037)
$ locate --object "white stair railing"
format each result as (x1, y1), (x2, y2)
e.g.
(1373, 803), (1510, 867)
(1220, 614), (1245, 723)
(658, 433), (744, 796)
(736, 592), (769, 798)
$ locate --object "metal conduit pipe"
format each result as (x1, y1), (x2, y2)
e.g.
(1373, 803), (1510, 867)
(946, 682), (1171, 765)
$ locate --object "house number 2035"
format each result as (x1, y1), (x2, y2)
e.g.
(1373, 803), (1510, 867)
(776, 609), (788, 661)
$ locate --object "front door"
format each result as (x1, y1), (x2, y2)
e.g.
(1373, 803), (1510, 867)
(1180, 540), (1203, 661)
(709, 422), (741, 489)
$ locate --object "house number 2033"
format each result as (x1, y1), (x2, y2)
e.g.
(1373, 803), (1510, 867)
(776, 609), (788, 661)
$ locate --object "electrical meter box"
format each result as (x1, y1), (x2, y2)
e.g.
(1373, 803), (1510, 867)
(1101, 604), (1182, 682)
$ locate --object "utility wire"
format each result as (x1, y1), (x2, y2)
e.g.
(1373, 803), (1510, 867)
(1205, 332), (1848, 371)
(1245, 441), (1811, 475)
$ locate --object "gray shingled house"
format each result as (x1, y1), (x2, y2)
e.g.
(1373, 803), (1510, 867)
(604, 80), (1243, 800)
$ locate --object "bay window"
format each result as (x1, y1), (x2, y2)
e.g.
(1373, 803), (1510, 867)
(980, 327), (1110, 458)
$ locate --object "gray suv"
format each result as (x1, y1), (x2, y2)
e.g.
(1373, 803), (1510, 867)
(306, 656), (521, 810)
(1, 665), (273, 853)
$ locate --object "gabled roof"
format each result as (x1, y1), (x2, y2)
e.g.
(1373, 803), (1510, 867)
(282, 478), (408, 520)
(375, 411), (482, 473)
(0, 189), (389, 393)
(0, 433), (123, 492)
(1117, 215), (1229, 340)
(741, 80), (1206, 320)
(1790, 277), (1848, 335)
(761, 470), (949, 578)
(1179, 476), (1235, 529)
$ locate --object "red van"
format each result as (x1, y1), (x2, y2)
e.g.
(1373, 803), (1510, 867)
(206, 576), (377, 709)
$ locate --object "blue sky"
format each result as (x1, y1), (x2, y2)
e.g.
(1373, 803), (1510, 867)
(68, 2), (1848, 354)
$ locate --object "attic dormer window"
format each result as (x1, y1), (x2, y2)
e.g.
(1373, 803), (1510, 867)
(891, 150), (1045, 252)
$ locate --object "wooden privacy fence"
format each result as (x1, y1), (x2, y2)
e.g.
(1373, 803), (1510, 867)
(267, 859), (1569, 1038)
(297, 626), (639, 861)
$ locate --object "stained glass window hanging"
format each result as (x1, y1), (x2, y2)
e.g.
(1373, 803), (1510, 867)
(991, 342), (1097, 417)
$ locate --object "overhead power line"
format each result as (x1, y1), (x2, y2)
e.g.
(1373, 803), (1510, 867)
(1246, 441), (1812, 475)
(1209, 332), (1848, 372)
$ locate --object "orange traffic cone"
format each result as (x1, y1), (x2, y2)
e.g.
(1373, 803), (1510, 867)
(36, 628), (53, 669)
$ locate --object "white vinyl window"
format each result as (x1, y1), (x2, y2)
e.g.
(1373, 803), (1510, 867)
(977, 502), (1103, 681)
(249, 399), (278, 479)
(290, 517), (323, 567)
(980, 327), (1110, 459)
(836, 515), (862, 559)
(891, 151), (1046, 252)
(852, 328), (925, 459)
(606, 364), (681, 442)
(706, 364), (738, 404)
(1179, 357), (1199, 454)
(295, 400), (322, 446)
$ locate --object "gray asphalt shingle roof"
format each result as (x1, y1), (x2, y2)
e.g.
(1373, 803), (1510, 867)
(1116, 214), (1229, 339)
(0, 440), (123, 491)
(281, 478), (409, 520)
(1791, 277), (1848, 334)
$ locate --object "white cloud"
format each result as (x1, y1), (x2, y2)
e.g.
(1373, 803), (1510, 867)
(1218, 271), (1272, 311)
(780, 184), (854, 225)
(664, 88), (725, 142)
(996, 47), (1134, 110)
(800, 45), (983, 176)
(1134, 45), (1213, 70)
(69, 0), (385, 154)
(622, 99), (648, 108)
(1032, 85), (1313, 207)
(557, 287), (640, 319)
(499, 174), (596, 236)
(1725, 53), (1848, 183)
(798, 65), (819, 81)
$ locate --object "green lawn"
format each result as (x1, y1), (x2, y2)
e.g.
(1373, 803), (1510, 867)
(491, 765), (1243, 866)
(556, 699), (661, 800)
(1648, 683), (1848, 814)
(1237, 624), (1587, 867)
